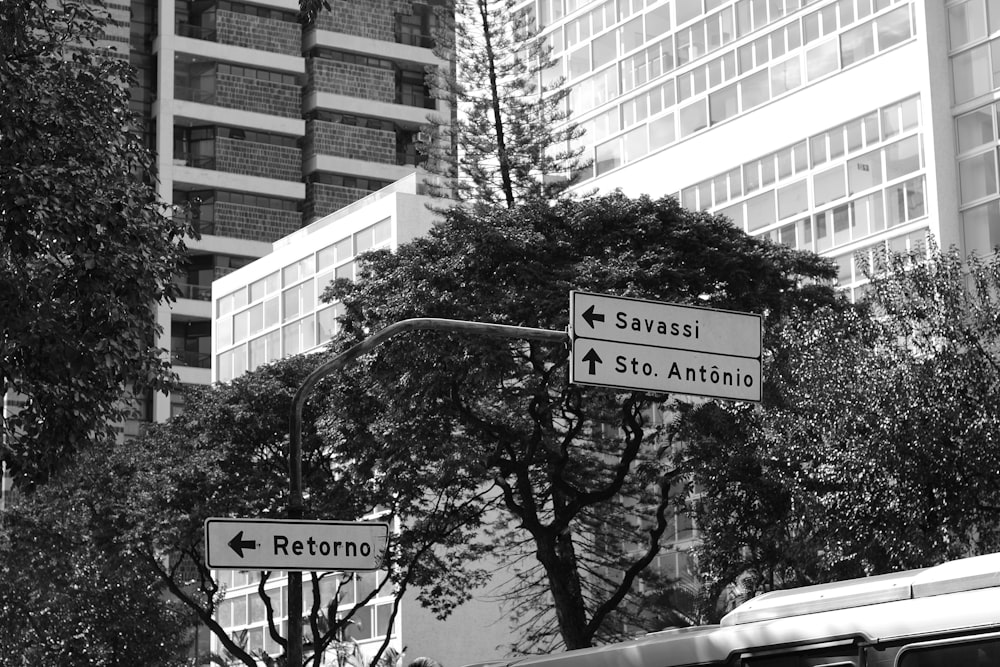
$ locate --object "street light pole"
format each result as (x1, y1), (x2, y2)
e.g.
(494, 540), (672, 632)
(286, 317), (566, 667)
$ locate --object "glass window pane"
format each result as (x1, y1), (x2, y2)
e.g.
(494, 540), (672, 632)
(283, 288), (299, 322)
(649, 113), (676, 149)
(770, 55), (801, 96)
(719, 202), (745, 230)
(876, 6), (911, 51)
(962, 199), (1000, 255)
(746, 191), (776, 231)
(958, 107), (996, 154)
(950, 0), (988, 50)
(952, 43), (991, 103)
(741, 69), (770, 110)
(848, 149), (883, 194)
(777, 179), (809, 219)
(710, 84), (739, 123)
(851, 190), (885, 236)
(959, 150), (998, 203)
(806, 39), (839, 81)
(623, 126), (648, 162)
(814, 165), (846, 205)
(885, 135), (921, 181)
(596, 137), (622, 174)
(840, 23), (875, 67)
(679, 99), (708, 137)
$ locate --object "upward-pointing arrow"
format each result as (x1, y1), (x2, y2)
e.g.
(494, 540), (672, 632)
(582, 304), (605, 328)
(582, 348), (603, 374)
(228, 530), (257, 558)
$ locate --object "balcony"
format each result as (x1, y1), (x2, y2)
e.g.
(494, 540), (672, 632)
(176, 22), (217, 41)
(175, 282), (213, 301)
(171, 349), (212, 369)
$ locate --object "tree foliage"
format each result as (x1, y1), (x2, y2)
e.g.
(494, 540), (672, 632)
(0, 0), (193, 488)
(86, 355), (489, 667)
(674, 243), (1000, 622)
(420, 0), (589, 209)
(0, 443), (194, 666)
(321, 193), (837, 650)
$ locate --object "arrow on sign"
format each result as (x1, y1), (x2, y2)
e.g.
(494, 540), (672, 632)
(228, 531), (257, 558)
(582, 348), (602, 374)
(582, 305), (605, 328)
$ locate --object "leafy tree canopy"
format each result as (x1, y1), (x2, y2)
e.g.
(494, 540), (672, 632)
(674, 243), (1000, 622)
(320, 193), (838, 650)
(0, 0), (193, 488)
(80, 354), (489, 667)
(0, 442), (194, 666)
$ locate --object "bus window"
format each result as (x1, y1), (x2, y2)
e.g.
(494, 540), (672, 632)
(898, 636), (1000, 667)
(746, 646), (860, 667)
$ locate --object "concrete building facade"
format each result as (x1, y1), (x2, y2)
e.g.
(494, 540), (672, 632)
(531, 0), (991, 302)
(125, 0), (446, 429)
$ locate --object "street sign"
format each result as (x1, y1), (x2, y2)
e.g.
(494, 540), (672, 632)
(205, 518), (389, 572)
(569, 291), (762, 401)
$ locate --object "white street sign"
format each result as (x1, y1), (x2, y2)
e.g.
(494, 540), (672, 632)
(205, 518), (389, 572)
(569, 291), (762, 401)
(571, 291), (761, 357)
(571, 339), (761, 401)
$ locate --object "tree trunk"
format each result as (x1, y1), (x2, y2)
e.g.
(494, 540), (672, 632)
(537, 528), (592, 650)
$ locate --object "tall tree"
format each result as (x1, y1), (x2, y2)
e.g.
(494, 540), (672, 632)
(674, 243), (1000, 623)
(321, 193), (837, 651)
(0, 0), (193, 488)
(419, 0), (588, 209)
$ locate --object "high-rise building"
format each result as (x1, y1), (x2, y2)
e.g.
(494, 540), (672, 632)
(125, 0), (447, 428)
(531, 0), (982, 303)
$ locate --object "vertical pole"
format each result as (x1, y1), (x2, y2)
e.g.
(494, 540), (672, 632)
(286, 318), (565, 666)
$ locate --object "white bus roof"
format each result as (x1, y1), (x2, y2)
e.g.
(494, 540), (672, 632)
(497, 553), (1000, 667)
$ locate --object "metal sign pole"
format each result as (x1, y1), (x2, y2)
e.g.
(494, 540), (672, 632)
(286, 317), (566, 666)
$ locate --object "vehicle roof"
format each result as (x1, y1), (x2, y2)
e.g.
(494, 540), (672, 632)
(497, 554), (1000, 667)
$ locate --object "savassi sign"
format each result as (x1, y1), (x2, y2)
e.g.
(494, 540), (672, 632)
(205, 518), (389, 571)
(569, 291), (762, 401)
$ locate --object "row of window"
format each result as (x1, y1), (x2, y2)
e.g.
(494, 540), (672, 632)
(752, 176), (925, 255)
(309, 173), (394, 191)
(217, 0), (299, 23)
(307, 110), (397, 132)
(675, 95), (918, 211)
(176, 189), (300, 212)
(831, 226), (929, 296)
(308, 47), (395, 71)
(558, 0), (902, 93)
(585, 7), (912, 181)
(535, 0), (654, 31)
(217, 62), (299, 86)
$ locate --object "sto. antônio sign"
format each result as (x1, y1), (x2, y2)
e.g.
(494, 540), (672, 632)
(569, 291), (762, 402)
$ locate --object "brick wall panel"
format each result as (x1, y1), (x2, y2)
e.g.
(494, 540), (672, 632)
(306, 60), (395, 103)
(216, 138), (302, 181)
(304, 120), (396, 164)
(216, 75), (301, 118)
(215, 203), (302, 243)
(217, 10), (301, 56)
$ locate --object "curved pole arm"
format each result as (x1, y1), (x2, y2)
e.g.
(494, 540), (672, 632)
(286, 317), (567, 666)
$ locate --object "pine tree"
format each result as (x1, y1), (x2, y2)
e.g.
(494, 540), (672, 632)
(422, 0), (589, 210)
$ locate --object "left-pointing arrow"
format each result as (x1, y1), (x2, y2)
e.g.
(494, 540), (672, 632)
(582, 304), (605, 328)
(228, 530), (257, 558)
